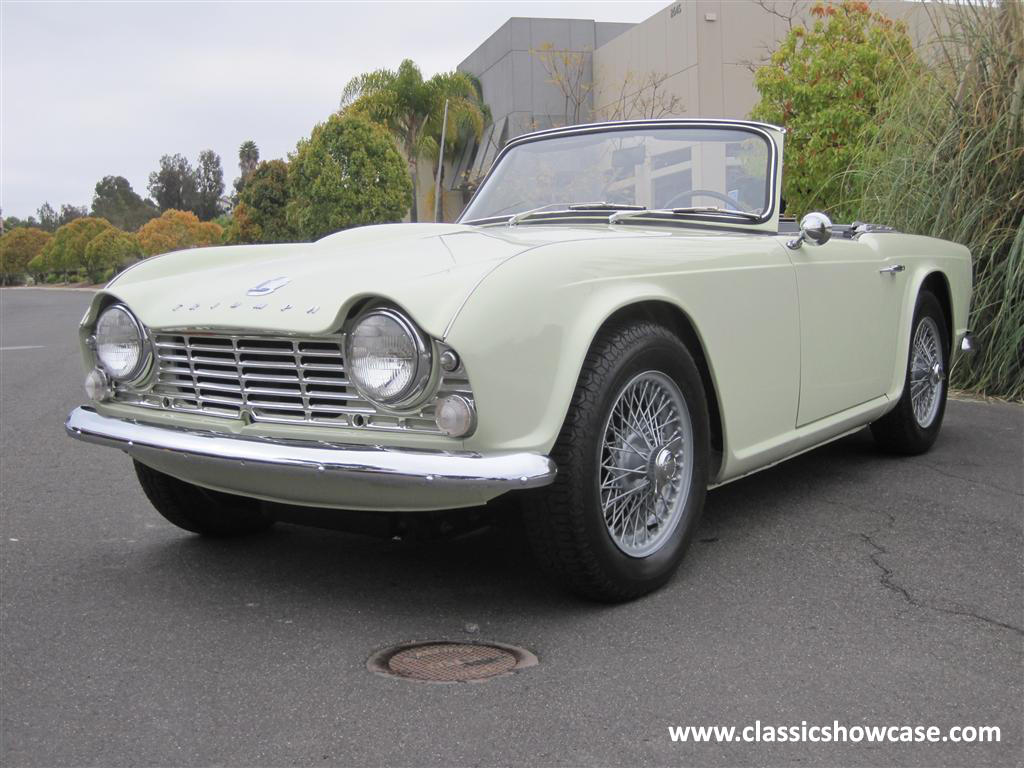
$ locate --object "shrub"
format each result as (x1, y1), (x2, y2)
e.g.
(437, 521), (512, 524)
(750, 1), (918, 219)
(36, 217), (113, 282)
(83, 228), (143, 282)
(136, 209), (223, 256)
(287, 113), (411, 240)
(851, 0), (1023, 399)
(0, 227), (51, 284)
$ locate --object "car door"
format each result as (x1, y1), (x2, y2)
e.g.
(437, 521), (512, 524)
(787, 237), (901, 427)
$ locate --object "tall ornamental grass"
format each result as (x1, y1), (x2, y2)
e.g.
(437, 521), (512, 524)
(852, 0), (1023, 400)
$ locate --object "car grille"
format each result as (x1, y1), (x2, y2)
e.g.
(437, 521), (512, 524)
(111, 332), (471, 434)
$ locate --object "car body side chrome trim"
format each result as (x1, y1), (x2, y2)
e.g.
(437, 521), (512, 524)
(65, 406), (556, 512)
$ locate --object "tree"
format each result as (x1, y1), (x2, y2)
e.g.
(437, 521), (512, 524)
(749, 1), (917, 218)
(233, 140), (260, 197)
(224, 202), (263, 245)
(0, 227), (50, 284)
(148, 154), (198, 213)
(37, 217), (113, 282)
(227, 159), (293, 243)
(58, 204), (88, 227)
(195, 149), (226, 220)
(287, 113), (411, 240)
(136, 209), (223, 256)
(91, 175), (158, 231)
(37, 203), (58, 232)
(593, 70), (684, 121)
(533, 43), (594, 124)
(83, 228), (143, 282)
(341, 59), (486, 222)
(1, 215), (40, 231)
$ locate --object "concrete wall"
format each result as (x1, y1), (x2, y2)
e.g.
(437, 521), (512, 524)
(594, 0), (943, 122)
(445, 0), (948, 220)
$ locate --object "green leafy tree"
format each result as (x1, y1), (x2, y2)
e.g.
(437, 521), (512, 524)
(0, 227), (51, 284)
(750, 1), (917, 218)
(148, 154), (199, 213)
(287, 113), (411, 240)
(91, 175), (158, 231)
(233, 140), (260, 197)
(341, 59), (486, 221)
(37, 217), (113, 282)
(136, 209), (223, 256)
(83, 228), (143, 282)
(228, 159), (293, 243)
(195, 149), (226, 220)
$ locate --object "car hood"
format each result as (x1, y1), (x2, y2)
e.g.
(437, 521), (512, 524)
(97, 221), (737, 337)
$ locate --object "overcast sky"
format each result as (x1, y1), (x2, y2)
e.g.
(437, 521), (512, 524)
(0, 1), (664, 219)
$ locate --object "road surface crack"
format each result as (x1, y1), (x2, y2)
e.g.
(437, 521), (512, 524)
(858, 524), (1024, 637)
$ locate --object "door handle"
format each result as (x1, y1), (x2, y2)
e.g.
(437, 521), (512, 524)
(879, 264), (905, 274)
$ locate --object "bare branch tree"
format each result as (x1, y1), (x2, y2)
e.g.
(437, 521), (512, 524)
(531, 43), (594, 125)
(739, 0), (804, 73)
(594, 70), (684, 121)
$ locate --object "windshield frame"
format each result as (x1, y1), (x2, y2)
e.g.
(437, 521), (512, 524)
(457, 119), (783, 229)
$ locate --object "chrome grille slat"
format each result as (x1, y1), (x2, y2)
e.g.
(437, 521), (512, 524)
(110, 331), (469, 434)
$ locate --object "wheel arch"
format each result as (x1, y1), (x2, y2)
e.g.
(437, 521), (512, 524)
(919, 270), (954, 355)
(592, 300), (726, 478)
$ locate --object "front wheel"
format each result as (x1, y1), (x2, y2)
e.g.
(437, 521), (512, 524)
(134, 461), (274, 537)
(871, 291), (950, 454)
(523, 321), (710, 602)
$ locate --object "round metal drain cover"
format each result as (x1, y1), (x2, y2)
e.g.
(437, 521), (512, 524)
(369, 641), (537, 683)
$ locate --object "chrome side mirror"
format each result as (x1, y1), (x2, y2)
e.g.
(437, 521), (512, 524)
(787, 212), (833, 249)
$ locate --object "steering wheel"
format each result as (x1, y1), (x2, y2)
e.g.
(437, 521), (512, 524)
(662, 188), (741, 211)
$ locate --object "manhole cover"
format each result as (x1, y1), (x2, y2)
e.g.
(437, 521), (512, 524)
(368, 641), (537, 683)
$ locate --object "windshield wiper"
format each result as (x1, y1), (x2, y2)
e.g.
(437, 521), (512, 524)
(567, 202), (646, 211)
(609, 207), (762, 224)
(507, 202), (645, 226)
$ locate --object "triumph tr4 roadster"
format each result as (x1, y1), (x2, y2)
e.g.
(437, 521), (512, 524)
(67, 119), (976, 601)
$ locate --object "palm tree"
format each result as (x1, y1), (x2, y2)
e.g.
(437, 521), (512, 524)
(341, 60), (487, 222)
(233, 140), (261, 199)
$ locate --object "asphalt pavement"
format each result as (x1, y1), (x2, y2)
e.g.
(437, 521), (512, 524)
(1, 287), (1021, 768)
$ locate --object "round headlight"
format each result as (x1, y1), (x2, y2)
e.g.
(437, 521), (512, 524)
(95, 305), (147, 381)
(346, 307), (431, 407)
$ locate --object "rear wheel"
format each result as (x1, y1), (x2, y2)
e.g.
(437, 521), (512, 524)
(134, 461), (274, 537)
(871, 291), (949, 454)
(523, 321), (710, 602)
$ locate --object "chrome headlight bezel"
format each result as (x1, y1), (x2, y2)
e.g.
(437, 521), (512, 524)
(344, 305), (434, 411)
(93, 304), (151, 384)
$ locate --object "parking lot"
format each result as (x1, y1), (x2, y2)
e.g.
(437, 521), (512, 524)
(1, 287), (1021, 767)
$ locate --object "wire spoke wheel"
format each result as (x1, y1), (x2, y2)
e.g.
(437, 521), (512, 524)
(598, 371), (694, 558)
(910, 316), (944, 428)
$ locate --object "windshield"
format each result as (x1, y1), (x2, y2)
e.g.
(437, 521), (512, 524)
(461, 125), (774, 223)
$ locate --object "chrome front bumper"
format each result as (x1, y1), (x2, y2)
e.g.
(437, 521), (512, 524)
(65, 406), (557, 511)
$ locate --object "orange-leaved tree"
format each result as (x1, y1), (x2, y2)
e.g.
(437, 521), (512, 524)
(137, 209), (223, 257)
(1, 227), (51, 284)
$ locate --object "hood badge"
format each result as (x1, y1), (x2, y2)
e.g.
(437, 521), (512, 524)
(247, 276), (291, 296)
(172, 296), (320, 315)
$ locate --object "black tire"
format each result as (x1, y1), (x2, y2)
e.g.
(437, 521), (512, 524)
(522, 321), (710, 602)
(133, 460), (274, 537)
(870, 291), (949, 455)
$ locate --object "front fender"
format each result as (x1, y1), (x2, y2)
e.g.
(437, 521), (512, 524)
(447, 233), (802, 472)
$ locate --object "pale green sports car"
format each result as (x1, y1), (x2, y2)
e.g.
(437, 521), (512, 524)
(67, 119), (976, 600)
